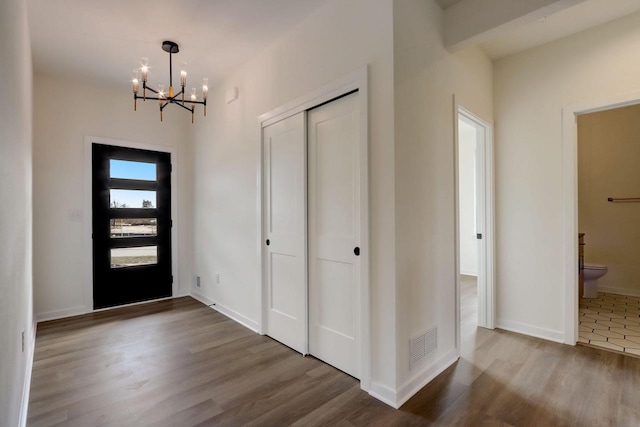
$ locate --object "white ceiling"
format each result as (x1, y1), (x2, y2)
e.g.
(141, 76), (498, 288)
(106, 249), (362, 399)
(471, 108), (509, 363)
(27, 0), (330, 88)
(27, 0), (640, 88)
(480, 0), (640, 59)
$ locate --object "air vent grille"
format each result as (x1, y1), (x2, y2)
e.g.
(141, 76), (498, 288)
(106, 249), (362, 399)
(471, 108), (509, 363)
(409, 326), (437, 370)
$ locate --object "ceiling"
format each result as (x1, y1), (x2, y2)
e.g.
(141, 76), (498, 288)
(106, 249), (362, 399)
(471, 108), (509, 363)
(27, 0), (330, 88)
(480, 0), (640, 59)
(27, 0), (640, 88)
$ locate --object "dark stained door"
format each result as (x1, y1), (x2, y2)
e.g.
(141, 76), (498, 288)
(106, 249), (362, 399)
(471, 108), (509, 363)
(92, 144), (172, 309)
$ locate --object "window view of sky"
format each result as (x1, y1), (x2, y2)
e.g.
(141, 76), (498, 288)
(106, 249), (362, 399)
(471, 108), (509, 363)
(110, 159), (156, 181)
(109, 160), (157, 208)
(110, 189), (156, 208)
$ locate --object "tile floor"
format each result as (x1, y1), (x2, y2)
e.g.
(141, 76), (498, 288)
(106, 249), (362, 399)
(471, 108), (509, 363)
(579, 292), (640, 356)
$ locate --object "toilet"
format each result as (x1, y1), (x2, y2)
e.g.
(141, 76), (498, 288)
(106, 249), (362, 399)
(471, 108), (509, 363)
(583, 263), (608, 298)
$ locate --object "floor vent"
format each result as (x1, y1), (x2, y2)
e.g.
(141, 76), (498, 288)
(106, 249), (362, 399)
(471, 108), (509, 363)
(410, 326), (437, 370)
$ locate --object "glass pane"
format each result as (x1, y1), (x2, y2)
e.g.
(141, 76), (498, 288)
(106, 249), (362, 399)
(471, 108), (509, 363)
(110, 189), (156, 209)
(111, 246), (157, 268)
(110, 160), (156, 181)
(110, 218), (157, 238)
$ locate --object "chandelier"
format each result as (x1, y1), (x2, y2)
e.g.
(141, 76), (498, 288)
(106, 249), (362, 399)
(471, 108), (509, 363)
(132, 41), (208, 123)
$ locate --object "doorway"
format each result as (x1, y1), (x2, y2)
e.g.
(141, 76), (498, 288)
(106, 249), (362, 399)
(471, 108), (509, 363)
(455, 106), (495, 347)
(92, 144), (172, 309)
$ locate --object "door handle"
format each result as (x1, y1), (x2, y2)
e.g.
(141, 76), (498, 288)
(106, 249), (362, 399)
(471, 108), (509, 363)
(266, 239), (270, 246)
(354, 247), (360, 256)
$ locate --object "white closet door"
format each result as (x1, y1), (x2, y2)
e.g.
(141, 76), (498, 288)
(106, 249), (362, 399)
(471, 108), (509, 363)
(308, 92), (360, 378)
(263, 112), (306, 354)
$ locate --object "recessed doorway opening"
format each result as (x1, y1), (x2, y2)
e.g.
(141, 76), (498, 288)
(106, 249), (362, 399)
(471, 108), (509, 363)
(455, 105), (495, 354)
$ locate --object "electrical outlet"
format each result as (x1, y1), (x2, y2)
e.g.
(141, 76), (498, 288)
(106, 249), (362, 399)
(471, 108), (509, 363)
(216, 273), (220, 284)
(195, 276), (201, 288)
(21, 331), (25, 353)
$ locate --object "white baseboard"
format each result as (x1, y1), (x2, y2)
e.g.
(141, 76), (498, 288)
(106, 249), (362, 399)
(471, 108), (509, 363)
(190, 289), (259, 333)
(598, 286), (640, 298)
(19, 318), (36, 427)
(496, 318), (564, 343)
(36, 292), (193, 323)
(396, 348), (459, 408)
(369, 381), (398, 408)
(36, 306), (88, 323)
(368, 349), (459, 409)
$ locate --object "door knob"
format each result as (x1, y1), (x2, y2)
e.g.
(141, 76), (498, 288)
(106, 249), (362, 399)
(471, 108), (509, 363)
(266, 239), (270, 246)
(354, 247), (360, 256)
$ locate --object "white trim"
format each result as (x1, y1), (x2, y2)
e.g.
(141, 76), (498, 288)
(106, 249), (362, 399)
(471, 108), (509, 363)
(36, 306), (87, 323)
(597, 286), (640, 298)
(190, 291), (259, 333)
(454, 102), (496, 354)
(459, 269), (478, 277)
(18, 319), (36, 427)
(396, 349), (459, 409)
(257, 67), (370, 392)
(496, 319), (565, 343)
(83, 136), (179, 313)
(562, 90), (640, 346)
(36, 294), (191, 323)
(368, 382), (398, 408)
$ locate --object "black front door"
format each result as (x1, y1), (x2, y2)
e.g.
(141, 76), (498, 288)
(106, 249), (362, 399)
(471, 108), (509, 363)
(92, 143), (172, 309)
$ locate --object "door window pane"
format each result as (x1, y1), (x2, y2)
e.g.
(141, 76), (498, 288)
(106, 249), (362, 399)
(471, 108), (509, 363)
(110, 189), (156, 209)
(110, 218), (157, 238)
(110, 160), (156, 181)
(111, 246), (157, 268)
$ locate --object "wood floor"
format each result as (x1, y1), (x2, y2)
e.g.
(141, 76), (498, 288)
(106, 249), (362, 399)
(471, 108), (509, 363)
(28, 281), (640, 426)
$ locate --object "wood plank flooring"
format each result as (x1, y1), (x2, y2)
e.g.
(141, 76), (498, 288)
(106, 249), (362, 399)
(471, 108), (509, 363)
(28, 281), (640, 426)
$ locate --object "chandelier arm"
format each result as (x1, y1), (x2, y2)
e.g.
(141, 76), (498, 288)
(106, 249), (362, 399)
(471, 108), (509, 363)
(170, 101), (195, 113)
(145, 86), (160, 95)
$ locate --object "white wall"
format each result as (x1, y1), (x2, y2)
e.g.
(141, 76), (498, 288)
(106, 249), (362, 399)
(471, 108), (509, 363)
(0, 0), (34, 425)
(458, 119), (478, 276)
(191, 0), (397, 391)
(32, 74), (193, 320)
(494, 11), (640, 340)
(393, 0), (493, 401)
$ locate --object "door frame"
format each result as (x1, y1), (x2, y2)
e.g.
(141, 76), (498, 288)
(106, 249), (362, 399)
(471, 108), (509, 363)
(561, 90), (640, 345)
(83, 136), (179, 312)
(256, 67), (370, 391)
(454, 102), (495, 353)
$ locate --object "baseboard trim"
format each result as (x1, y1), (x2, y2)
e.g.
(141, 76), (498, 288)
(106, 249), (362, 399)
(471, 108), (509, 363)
(369, 381), (398, 408)
(190, 289), (259, 333)
(496, 318), (564, 343)
(598, 286), (640, 298)
(19, 318), (36, 427)
(396, 349), (459, 408)
(36, 292), (192, 323)
(36, 306), (88, 323)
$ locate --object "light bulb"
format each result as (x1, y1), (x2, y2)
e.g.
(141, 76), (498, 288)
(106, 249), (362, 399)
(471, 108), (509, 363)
(202, 78), (208, 100)
(158, 84), (165, 104)
(140, 57), (149, 82)
(180, 62), (187, 87)
(132, 69), (139, 93)
(190, 87), (197, 102)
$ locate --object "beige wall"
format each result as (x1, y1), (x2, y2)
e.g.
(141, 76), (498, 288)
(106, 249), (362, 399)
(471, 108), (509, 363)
(578, 104), (640, 296)
(393, 0), (493, 400)
(33, 74), (193, 320)
(0, 0), (34, 424)
(494, 11), (640, 341)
